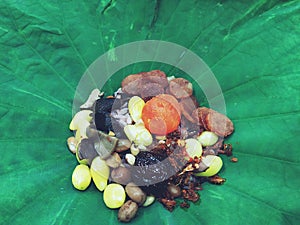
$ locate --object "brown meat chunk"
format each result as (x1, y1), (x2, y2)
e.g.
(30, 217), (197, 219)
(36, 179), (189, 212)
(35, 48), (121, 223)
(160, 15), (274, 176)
(121, 74), (143, 95)
(193, 107), (234, 137)
(179, 97), (199, 123)
(164, 87), (171, 95)
(204, 110), (234, 137)
(122, 70), (168, 95)
(142, 70), (169, 88)
(192, 107), (210, 127)
(140, 82), (165, 99)
(169, 78), (193, 99)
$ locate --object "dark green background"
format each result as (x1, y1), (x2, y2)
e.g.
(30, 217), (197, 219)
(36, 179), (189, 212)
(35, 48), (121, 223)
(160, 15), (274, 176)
(0, 0), (299, 224)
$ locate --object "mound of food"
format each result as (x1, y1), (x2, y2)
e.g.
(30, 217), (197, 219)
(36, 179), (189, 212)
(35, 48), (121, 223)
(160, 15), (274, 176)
(67, 70), (236, 222)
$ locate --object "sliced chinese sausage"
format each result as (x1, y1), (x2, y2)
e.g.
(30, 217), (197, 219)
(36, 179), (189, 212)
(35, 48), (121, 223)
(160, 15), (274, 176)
(169, 78), (193, 99)
(121, 74), (143, 95)
(192, 107), (210, 127)
(204, 110), (234, 137)
(164, 86), (171, 95)
(122, 70), (168, 96)
(140, 83), (165, 99)
(121, 74), (142, 88)
(142, 70), (169, 88)
(193, 107), (234, 137)
(179, 97), (199, 123)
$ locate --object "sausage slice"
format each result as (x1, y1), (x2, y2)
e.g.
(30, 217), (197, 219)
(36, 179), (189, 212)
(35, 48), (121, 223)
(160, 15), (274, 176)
(192, 107), (234, 137)
(204, 110), (234, 137)
(192, 107), (211, 128)
(141, 83), (165, 99)
(179, 97), (199, 123)
(122, 70), (168, 96)
(121, 74), (143, 95)
(142, 70), (169, 88)
(169, 78), (193, 99)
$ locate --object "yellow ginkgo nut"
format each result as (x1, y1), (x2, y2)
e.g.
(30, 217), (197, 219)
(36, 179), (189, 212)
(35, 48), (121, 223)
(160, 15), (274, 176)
(72, 164), (91, 191)
(195, 155), (223, 177)
(103, 184), (126, 209)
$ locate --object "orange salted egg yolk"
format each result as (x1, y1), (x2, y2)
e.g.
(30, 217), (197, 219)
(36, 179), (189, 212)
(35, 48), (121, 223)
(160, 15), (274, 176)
(141, 94), (181, 135)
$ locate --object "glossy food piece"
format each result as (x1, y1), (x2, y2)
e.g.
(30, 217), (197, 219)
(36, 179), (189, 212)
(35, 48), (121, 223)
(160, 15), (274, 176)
(142, 94), (181, 135)
(111, 167), (132, 185)
(124, 124), (153, 146)
(125, 182), (146, 205)
(118, 200), (138, 222)
(90, 156), (110, 191)
(195, 155), (223, 177)
(121, 70), (168, 96)
(169, 78), (193, 99)
(103, 183), (126, 209)
(128, 96), (145, 123)
(140, 83), (165, 99)
(94, 98), (116, 133)
(193, 107), (234, 137)
(185, 138), (203, 158)
(72, 164), (92, 191)
(75, 138), (98, 165)
(132, 152), (170, 196)
(197, 131), (219, 147)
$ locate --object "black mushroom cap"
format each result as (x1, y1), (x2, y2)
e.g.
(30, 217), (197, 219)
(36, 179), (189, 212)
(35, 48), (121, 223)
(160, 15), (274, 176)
(131, 152), (175, 197)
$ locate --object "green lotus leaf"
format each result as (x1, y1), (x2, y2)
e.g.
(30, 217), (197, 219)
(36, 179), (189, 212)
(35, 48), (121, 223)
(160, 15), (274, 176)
(0, 0), (299, 224)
